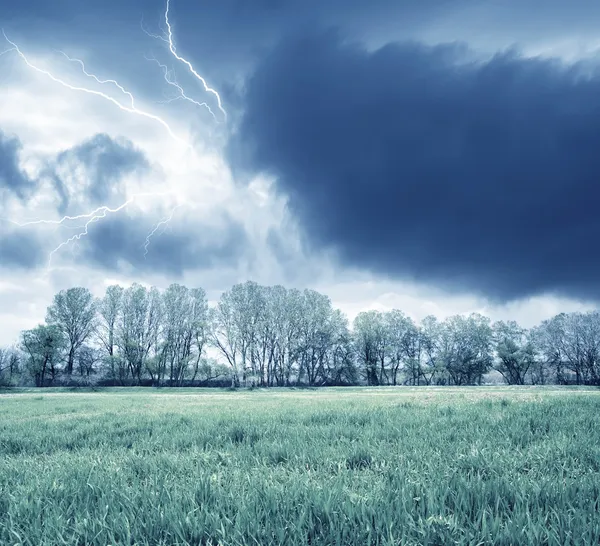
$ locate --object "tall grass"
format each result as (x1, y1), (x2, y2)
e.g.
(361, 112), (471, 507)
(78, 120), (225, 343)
(0, 387), (599, 545)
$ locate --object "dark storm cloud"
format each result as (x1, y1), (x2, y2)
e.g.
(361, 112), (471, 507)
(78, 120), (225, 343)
(7, 0), (600, 40)
(81, 212), (249, 275)
(0, 130), (35, 201)
(49, 134), (149, 214)
(231, 31), (600, 302)
(0, 229), (45, 269)
(5, 0), (600, 108)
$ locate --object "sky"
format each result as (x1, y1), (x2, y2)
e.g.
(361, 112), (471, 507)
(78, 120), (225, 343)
(1, 0), (600, 344)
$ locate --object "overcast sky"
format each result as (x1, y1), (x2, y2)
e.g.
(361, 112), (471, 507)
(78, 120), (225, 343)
(1, 0), (599, 344)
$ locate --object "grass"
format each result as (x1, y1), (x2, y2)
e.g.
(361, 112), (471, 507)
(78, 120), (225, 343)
(0, 386), (599, 545)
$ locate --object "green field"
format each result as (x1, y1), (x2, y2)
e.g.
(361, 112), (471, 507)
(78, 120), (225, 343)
(1, 387), (599, 545)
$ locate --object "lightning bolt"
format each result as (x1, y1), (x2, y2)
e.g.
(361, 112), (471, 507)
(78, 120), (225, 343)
(140, 16), (169, 44)
(143, 0), (227, 122)
(9, 193), (177, 270)
(145, 55), (215, 118)
(1, 30), (190, 149)
(143, 204), (183, 258)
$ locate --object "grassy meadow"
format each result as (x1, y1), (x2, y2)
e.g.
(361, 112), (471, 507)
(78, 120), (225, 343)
(0, 386), (599, 545)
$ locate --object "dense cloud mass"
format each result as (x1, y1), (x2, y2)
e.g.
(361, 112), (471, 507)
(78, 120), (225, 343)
(6, 0), (600, 41)
(49, 134), (150, 214)
(0, 229), (45, 269)
(0, 130), (35, 201)
(231, 31), (600, 302)
(81, 213), (249, 275)
(6, 0), (600, 102)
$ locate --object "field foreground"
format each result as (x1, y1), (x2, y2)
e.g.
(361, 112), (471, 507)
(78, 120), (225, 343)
(0, 386), (599, 545)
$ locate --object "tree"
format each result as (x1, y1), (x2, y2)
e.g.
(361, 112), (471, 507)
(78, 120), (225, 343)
(211, 290), (242, 387)
(353, 311), (387, 385)
(97, 284), (123, 358)
(97, 285), (124, 382)
(188, 288), (210, 382)
(0, 347), (20, 386)
(239, 282), (268, 386)
(439, 314), (493, 385)
(76, 346), (103, 378)
(20, 324), (65, 387)
(213, 282), (262, 386)
(46, 287), (97, 376)
(296, 289), (341, 386)
(270, 287), (303, 386)
(193, 357), (230, 385)
(535, 312), (600, 385)
(386, 310), (421, 385)
(420, 316), (445, 385)
(261, 285), (286, 387)
(14, 278), (600, 389)
(322, 309), (357, 385)
(577, 312), (600, 385)
(159, 284), (209, 386)
(493, 321), (535, 385)
(117, 284), (161, 385)
(530, 320), (559, 385)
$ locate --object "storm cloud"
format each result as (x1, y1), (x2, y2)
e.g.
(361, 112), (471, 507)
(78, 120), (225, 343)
(80, 212), (250, 275)
(0, 229), (45, 269)
(49, 133), (150, 214)
(232, 31), (600, 302)
(6, 0), (600, 104)
(0, 130), (35, 201)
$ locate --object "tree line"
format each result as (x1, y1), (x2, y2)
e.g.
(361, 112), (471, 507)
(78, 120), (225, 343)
(1, 281), (599, 387)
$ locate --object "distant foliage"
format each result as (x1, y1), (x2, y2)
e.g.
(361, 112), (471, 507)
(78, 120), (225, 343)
(0, 347), (20, 387)
(3, 281), (600, 386)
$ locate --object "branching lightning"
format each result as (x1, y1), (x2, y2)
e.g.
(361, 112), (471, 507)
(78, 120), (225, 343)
(140, 16), (169, 44)
(143, 204), (183, 259)
(145, 55), (215, 118)
(143, 0), (227, 121)
(1, 0), (227, 271)
(9, 192), (178, 270)
(1, 30), (189, 149)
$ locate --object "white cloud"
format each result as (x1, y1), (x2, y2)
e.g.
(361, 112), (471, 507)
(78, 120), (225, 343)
(313, 272), (595, 328)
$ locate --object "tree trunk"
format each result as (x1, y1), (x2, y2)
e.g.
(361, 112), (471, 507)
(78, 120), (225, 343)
(67, 347), (75, 375)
